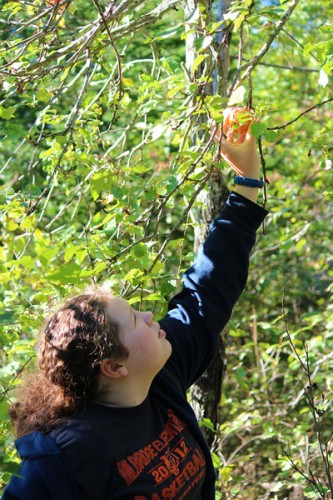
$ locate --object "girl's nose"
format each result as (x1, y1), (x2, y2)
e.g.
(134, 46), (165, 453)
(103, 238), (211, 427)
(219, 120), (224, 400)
(142, 311), (154, 326)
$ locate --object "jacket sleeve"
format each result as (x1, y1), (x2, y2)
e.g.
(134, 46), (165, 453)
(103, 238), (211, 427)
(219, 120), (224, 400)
(1, 432), (80, 500)
(160, 192), (268, 391)
(2, 461), (52, 500)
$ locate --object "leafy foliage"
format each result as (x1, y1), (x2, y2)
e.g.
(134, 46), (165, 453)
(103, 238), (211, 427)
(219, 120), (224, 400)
(0, 0), (332, 497)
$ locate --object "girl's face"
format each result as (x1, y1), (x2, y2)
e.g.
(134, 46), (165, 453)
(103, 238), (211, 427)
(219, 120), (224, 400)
(105, 297), (172, 380)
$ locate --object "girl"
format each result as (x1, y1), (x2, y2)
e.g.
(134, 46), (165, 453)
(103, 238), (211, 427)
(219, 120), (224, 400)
(3, 113), (268, 499)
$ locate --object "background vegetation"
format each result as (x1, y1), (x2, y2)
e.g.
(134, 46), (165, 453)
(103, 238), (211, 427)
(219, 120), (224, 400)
(0, 0), (332, 498)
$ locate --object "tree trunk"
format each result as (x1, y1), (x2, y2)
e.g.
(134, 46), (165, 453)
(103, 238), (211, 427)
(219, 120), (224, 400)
(184, 0), (231, 446)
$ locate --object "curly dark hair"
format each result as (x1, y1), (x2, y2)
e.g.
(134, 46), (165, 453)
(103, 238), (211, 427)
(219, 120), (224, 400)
(10, 290), (128, 437)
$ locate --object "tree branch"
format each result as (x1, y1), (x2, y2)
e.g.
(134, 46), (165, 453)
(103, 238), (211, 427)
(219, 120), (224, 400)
(230, 55), (319, 72)
(267, 97), (333, 131)
(229, 0), (301, 94)
(1, 0), (178, 80)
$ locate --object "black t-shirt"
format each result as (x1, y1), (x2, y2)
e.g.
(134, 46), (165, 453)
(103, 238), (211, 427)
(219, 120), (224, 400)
(52, 399), (206, 499)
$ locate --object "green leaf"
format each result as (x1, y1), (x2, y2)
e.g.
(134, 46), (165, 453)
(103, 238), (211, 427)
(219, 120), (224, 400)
(233, 13), (246, 32)
(0, 106), (15, 120)
(264, 129), (278, 143)
(0, 311), (15, 325)
(123, 268), (144, 282)
(46, 263), (82, 284)
(207, 20), (225, 34)
(36, 88), (52, 102)
(220, 465), (234, 482)
(39, 146), (59, 159)
(167, 84), (186, 98)
(191, 54), (207, 74)
(67, 2), (76, 15)
(200, 418), (215, 432)
(132, 243), (148, 258)
(3, 1), (22, 12)
(250, 122), (266, 138)
(80, 262), (107, 277)
(235, 366), (249, 389)
(121, 77), (135, 88)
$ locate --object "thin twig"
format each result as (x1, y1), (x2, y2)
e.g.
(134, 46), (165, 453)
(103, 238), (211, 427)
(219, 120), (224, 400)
(282, 300), (333, 497)
(0, 356), (36, 402)
(122, 168), (212, 298)
(2, 0), (178, 80)
(258, 137), (268, 233)
(26, 51), (94, 216)
(229, 0), (301, 94)
(267, 98), (333, 131)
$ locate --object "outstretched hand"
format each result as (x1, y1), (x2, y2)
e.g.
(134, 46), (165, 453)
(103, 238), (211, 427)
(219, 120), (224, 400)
(214, 107), (260, 180)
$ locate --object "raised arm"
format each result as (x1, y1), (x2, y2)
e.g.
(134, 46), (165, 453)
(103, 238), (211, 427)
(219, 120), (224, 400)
(159, 109), (268, 390)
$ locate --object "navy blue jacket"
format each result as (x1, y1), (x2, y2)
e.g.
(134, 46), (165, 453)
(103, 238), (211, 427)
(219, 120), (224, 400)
(2, 193), (267, 499)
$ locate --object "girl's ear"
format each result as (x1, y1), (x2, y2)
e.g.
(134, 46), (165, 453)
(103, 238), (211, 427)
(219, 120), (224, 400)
(100, 358), (128, 379)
